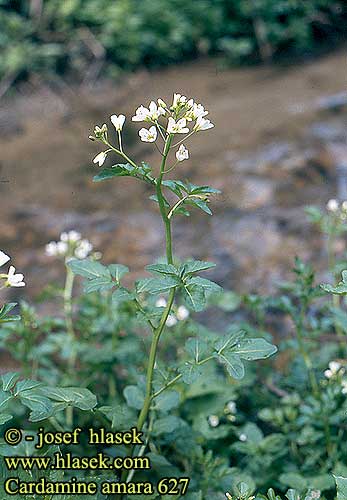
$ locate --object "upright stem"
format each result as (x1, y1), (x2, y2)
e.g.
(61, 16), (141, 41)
(156, 134), (174, 263)
(136, 290), (175, 432)
(64, 264), (75, 342)
(116, 135), (175, 499)
(64, 263), (76, 428)
(137, 134), (174, 431)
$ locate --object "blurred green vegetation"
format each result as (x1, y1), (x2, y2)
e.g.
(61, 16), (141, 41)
(1, 0), (346, 84)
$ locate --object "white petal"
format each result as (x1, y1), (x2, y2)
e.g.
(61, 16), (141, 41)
(0, 251), (10, 267)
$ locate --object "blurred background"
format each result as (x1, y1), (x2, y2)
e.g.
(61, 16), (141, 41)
(1, 0), (347, 303)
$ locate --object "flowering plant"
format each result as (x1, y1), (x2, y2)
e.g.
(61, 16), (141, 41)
(0, 250), (25, 324)
(65, 93), (278, 491)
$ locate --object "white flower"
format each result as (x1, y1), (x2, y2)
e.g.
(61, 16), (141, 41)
(132, 102), (165, 122)
(176, 145), (189, 162)
(342, 201), (347, 211)
(194, 116), (214, 131)
(61, 231), (81, 243)
(326, 199), (339, 212)
(110, 114), (126, 131)
(158, 98), (167, 109)
(148, 101), (166, 120)
(208, 415), (219, 427)
(93, 123), (108, 138)
(226, 401), (237, 414)
(239, 433), (247, 442)
(132, 105), (151, 122)
(324, 361), (343, 379)
(186, 103), (208, 121)
(176, 305), (189, 320)
(139, 126), (157, 142)
(75, 239), (93, 259)
(156, 297), (167, 308)
(45, 242), (59, 257)
(167, 117), (189, 134)
(6, 266), (25, 287)
(57, 241), (69, 255)
(341, 379), (347, 394)
(93, 151), (107, 166)
(0, 251), (10, 268)
(166, 314), (178, 327)
(172, 93), (187, 108)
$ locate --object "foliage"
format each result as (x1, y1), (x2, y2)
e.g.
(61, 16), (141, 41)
(2, 100), (347, 498)
(1, 0), (347, 83)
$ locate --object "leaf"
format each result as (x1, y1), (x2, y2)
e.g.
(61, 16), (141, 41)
(190, 185), (221, 195)
(179, 362), (203, 384)
(39, 387), (97, 411)
(232, 338), (277, 360)
(0, 413), (12, 425)
(185, 337), (209, 362)
(19, 392), (53, 422)
(154, 390), (180, 412)
(183, 284), (206, 311)
(15, 380), (43, 394)
(321, 283), (347, 294)
(214, 330), (245, 353)
(136, 276), (180, 294)
(1, 372), (20, 392)
(217, 352), (245, 379)
(240, 423), (264, 444)
(321, 271), (347, 295)
(334, 475), (347, 500)
(279, 473), (308, 491)
(99, 405), (136, 430)
(188, 198), (213, 215)
(181, 260), (216, 275)
(187, 276), (222, 295)
(123, 386), (145, 410)
(0, 393), (13, 411)
(93, 163), (135, 182)
(68, 259), (110, 280)
(83, 277), (114, 293)
(108, 264), (129, 282)
(152, 415), (183, 436)
(162, 179), (186, 196)
(146, 263), (179, 276)
(112, 288), (133, 303)
(0, 303), (17, 319)
(0, 303), (20, 323)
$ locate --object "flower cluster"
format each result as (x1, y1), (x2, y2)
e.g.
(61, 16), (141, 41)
(133, 94), (213, 144)
(0, 250), (25, 288)
(90, 93), (214, 171)
(45, 231), (94, 261)
(155, 298), (190, 327)
(326, 199), (347, 220)
(208, 415), (219, 428)
(208, 401), (237, 428)
(324, 361), (347, 394)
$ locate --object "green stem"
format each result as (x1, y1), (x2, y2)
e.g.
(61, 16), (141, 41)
(156, 134), (174, 263)
(64, 264), (75, 341)
(296, 317), (319, 397)
(115, 134), (175, 500)
(105, 140), (138, 169)
(64, 264), (75, 428)
(136, 290), (175, 432)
